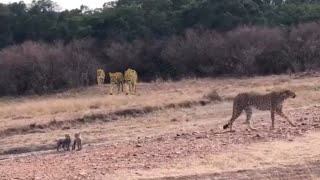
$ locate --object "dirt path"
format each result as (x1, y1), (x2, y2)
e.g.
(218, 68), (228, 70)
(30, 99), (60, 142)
(1, 75), (320, 180)
(153, 160), (320, 180)
(1, 106), (320, 180)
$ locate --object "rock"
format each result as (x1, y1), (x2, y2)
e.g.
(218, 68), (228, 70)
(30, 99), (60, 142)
(192, 131), (199, 135)
(136, 144), (142, 148)
(170, 118), (178, 122)
(79, 171), (87, 176)
(33, 176), (42, 180)
(196, 136), (204, 139)
(156, 137), (164, 141)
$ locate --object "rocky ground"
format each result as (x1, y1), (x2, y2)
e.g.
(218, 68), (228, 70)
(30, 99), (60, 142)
(1, 105), (320, 180)
(1, 75), (320, 180)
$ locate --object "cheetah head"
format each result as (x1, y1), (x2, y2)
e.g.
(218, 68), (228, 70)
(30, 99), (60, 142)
(74, 133), (81, 138)
(281, 90), (296, 99)
(65, 134), (71, 139)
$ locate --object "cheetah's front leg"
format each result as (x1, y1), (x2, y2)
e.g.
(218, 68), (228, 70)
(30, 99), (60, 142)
(276, 110), (296, 127)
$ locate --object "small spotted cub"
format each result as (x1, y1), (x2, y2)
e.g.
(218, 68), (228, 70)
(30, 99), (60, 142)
(72, 133), (82, 151)
(56, 134), (71, 151)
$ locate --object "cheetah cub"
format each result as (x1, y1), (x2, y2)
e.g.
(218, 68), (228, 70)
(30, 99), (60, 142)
(56, 134), (71, 151)
(72, 133), (82, 151)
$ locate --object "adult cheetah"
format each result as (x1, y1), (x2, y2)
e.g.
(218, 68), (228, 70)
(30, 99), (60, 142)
(124, 68), (138, 95)
(223, 89), (296, 132)
(109, 72), (124, 95)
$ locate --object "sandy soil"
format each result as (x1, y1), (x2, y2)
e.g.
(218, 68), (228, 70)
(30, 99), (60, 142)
(1, 74), (320, 180)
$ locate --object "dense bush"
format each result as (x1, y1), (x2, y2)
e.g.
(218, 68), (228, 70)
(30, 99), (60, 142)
(1, 0), (320, 96)
(288, 22), (320, 71)
(1, 0), (320, 49)
(1, 22), (320, 96)
(0, 40), (100, 95)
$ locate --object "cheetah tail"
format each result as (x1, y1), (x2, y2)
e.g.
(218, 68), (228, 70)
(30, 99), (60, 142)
(223, 123), (230, 129)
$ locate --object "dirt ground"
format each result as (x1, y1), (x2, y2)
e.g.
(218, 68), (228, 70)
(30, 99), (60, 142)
(1, 74), (320, 180)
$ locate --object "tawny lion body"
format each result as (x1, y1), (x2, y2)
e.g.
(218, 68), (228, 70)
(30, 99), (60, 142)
(109, 72), (124, 95)
(124, 68), (138, 95)
(96, 69), (105, 85)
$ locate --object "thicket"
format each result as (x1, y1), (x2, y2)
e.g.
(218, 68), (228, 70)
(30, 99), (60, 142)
(0, 0), (320, 95)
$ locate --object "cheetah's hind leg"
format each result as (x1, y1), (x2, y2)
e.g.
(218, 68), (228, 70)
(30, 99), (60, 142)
(223, 110), (242, 132)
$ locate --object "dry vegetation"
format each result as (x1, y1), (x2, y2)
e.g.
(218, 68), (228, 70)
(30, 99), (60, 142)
(1, 22), (320, 97)
(1, 74), (320, 179)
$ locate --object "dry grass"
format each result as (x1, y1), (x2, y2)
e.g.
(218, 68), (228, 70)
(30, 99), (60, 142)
(0, 75), (319, 120)
(0, 83), (204, 116)
(203, 90), (223, 101)
(0, 74), (319, 152)
(1, 74), (320, 179)
(0, 74), (319, 131)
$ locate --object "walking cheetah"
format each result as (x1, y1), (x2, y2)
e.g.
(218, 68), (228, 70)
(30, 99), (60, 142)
(109, 72), (124, 95)
(124, 68), (138, 95)
(223, 89), (296, 132)
(96, 69), (105, 85)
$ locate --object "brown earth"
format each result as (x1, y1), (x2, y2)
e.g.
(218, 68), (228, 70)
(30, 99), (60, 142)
(1, 74), (320, 180)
